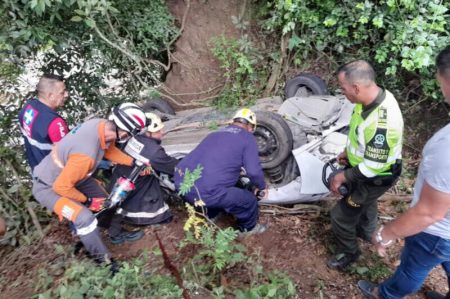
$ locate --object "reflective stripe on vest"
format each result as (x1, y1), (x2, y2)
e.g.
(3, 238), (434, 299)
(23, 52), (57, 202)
(117, 204), (170, 219)
(20, 127), (53, 151)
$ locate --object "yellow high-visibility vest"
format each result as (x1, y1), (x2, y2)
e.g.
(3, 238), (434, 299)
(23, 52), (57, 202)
(346, 90), (403, 177)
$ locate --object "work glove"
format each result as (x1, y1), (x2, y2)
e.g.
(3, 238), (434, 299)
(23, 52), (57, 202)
(85, 197), (106, 212)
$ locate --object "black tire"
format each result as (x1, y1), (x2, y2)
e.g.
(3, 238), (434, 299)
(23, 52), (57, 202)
(284, 73), (328, 99)
(254, 111), (294, 169)
(141, 98), (175, 115)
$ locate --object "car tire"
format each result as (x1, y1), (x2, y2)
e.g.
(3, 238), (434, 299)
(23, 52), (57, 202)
(141, 98), (176, 115)
(284, 73), (328, 99)
(254, 111), (294, 169)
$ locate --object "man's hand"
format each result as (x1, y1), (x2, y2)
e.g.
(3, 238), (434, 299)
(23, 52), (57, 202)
(330, 171), (346, 194)
(254, 188), (269, 200)
(374, 242), (387, 257)
(371, 226), (394, 257)
(139, 166), (153, 176)
(337, 151), (349, 166)
(85, 197), (106, 212)
(371, 233), (387, 257)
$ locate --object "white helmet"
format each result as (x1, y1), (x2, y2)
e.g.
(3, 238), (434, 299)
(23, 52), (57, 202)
(233, 108), (257, 126)
(145, 112), (164, 133)
(109, 103), (146, 135)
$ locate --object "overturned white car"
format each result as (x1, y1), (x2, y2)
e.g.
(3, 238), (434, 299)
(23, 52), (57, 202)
(143, 75), (354, 205)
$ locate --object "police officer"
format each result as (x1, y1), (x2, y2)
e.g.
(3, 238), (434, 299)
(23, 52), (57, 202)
(174, 108), (268, 235)
(19, 74), (69, 170)
(327, 60), (404, 270)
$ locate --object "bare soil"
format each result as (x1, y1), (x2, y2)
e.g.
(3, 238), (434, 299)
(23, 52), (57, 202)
(163, 0), (240, 108)
(0, 195), (448, 299)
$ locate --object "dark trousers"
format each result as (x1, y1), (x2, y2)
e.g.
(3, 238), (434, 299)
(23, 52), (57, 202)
(77, 178), (123, 237)
(185, 187), (259, 231)
(330, 180), (392, 254)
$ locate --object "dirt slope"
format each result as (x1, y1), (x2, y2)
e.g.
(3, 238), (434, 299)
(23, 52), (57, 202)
(1, 196), (447, 298)
(163, 0), (240, 108)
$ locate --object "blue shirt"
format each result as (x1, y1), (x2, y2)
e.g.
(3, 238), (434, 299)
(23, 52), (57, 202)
(174, 125), (266, 201)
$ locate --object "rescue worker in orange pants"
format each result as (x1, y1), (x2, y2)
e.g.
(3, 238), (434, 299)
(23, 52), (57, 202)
(31, 103), (147, 266)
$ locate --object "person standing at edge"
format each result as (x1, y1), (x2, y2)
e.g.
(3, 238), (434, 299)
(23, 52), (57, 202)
(19, 74), (70, 171)
(358, 45), (450, 299)
(327, 60), (404, 271)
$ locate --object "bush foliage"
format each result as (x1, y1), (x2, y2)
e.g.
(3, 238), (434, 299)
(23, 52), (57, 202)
(263, 0), (450, 99)
(0, 0), (178, 245)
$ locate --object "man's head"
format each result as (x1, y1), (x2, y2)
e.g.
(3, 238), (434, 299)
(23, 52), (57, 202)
(436, 45), (450, 104)
(108, 103), (147, 141)
(144, 112), (164, 140)
(103, 120), (132, 145)
(36, 74), (68, 109)
(336, 60), (378, 105)
(232, 108), (257, 132)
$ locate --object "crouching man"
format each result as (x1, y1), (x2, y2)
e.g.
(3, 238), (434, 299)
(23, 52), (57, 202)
(32, 103), (146, 265)
(174, 108), (268, 235)
(112, 112), (177, 225)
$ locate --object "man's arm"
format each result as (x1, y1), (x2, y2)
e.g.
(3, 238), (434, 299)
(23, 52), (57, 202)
(242, 139), (266, 190)
(379, 181), (450, 241)
(104, 143), (133, 166)
(48, 117), (69, 143)
(53, 154), (96, 202)
(149, 148), (178, 175)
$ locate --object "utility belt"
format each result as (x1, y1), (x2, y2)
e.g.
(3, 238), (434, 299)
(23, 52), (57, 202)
(364, 159), (402, 187)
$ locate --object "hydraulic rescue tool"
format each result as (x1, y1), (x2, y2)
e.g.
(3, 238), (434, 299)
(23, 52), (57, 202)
(96, 137), (150, 217)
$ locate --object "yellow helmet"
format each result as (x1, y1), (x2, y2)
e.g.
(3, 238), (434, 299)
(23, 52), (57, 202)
(145, 112), (164, 133)
(233, 108), (257, 126)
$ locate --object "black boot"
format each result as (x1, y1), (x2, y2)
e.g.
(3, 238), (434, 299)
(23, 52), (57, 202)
(327, 251), (361, 271)
(94, 254), (120, 276)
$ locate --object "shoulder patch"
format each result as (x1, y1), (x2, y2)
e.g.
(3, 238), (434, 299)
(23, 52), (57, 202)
(22, 105), (39, 137)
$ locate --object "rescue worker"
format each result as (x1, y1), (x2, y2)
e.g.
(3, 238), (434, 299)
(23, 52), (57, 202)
(174, 108), (268, 235)
(32, 103), (147, 265)
(357, 45), (450, 299)
(111, 112), (177, 225)
(327, 60), (403, 270)
(18, 74), (69, 170)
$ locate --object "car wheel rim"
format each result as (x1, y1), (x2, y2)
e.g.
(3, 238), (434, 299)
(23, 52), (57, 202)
(254, 125), (278, 163)
(295, 86), (314, 97)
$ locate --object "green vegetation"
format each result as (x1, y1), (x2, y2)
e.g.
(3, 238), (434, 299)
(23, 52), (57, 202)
(34, 253), (183, 299)
(0, 0), (178, 245)
(211, 35), (266, 109)
(262, 0), (450, 99)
